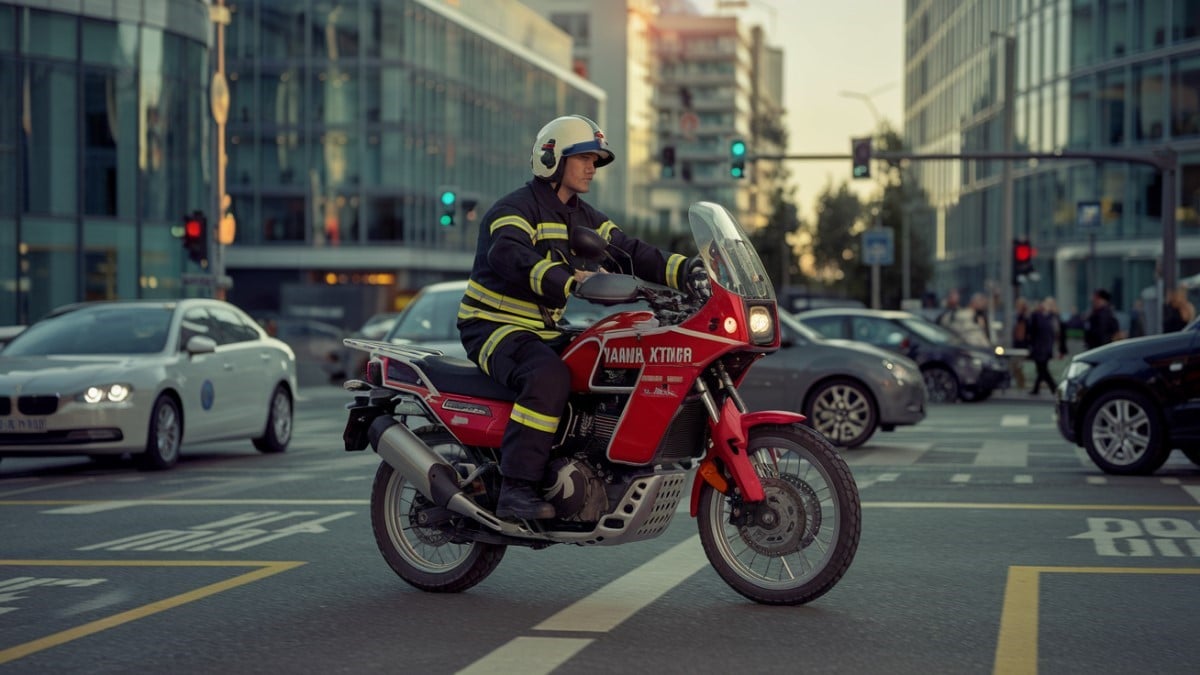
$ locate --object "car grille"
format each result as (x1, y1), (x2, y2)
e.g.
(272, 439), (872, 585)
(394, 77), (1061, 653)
(17, 395), (60, 415)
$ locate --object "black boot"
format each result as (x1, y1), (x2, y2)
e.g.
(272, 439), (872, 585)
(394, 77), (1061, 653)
(496, 478), (555, 520)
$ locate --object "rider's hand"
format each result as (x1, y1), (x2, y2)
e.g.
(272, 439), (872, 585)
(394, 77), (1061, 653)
(685, 256), (710, 300)
(573, 268), (607, 285)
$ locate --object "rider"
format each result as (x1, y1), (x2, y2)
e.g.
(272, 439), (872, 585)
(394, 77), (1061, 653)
(458, 114), (694, 520)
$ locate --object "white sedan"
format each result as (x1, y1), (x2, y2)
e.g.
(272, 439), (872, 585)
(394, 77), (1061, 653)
(0, 299), (297, 469)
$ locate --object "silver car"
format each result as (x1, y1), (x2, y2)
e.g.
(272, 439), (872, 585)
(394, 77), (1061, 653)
(0, 299), (297, 469)
(375, 280), (927, 448)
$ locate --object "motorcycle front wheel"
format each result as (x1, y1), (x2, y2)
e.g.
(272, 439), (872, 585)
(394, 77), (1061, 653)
(697, 423), (861, 605)
(370, 429), (505, 593)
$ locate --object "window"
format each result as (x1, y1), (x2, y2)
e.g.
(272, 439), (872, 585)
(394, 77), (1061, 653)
(1171, 55), (1200, 137)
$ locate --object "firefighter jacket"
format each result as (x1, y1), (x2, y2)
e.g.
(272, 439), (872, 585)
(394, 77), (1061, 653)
(458, 179), (689, 361)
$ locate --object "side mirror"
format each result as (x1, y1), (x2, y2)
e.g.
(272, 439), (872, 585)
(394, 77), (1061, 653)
(576, 274), (639, 305)
(570, 226), (609, 263)
(185, 335), (217, 355)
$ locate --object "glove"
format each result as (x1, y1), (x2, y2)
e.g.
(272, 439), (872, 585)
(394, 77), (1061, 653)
(684, 256), (710, 300)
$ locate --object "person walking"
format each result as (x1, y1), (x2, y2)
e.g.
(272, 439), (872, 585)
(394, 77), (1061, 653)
(1162, 285), (1196, 332)
(1028, 297), (1067, 395)
(1010, 297), (1030, 390)
(1083, 288), (1120, 349)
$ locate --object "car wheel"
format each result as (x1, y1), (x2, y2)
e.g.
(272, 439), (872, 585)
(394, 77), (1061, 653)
(1082, 389), (1168, 475)
(806, 378), (877, 449)
(139, 395), (182, 470)
(253, 384), (293, 454)
(921, 365), (959, 404)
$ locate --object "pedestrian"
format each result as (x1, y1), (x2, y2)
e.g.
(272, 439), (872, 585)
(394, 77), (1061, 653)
(938, 289), (991, 349)
(1083, 288), (1120, 349)
(1162, 284), (1196, 332)
(457, 114), (696, 521)
(1010, 296), (1030, 390)
(1028, 297), (1067, 395)
(1128, 299), (1145, 338)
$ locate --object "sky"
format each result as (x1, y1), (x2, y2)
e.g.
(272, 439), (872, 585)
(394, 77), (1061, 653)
(699, 0), (905, 222)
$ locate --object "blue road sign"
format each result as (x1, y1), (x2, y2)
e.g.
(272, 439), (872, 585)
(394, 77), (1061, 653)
(1077, 200), (1101, 231)
(863, 227), (894, 266)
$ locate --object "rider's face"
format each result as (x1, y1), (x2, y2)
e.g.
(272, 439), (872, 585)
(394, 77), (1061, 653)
(557, 153), (599, 201)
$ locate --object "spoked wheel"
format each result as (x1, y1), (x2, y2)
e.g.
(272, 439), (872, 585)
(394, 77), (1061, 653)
(1082, 390), (1168, 475)
(922, 366), (959, 403)
(370, 430), (505, 592)
(806, 378), (878, 449)
(697, 424), (861, 605)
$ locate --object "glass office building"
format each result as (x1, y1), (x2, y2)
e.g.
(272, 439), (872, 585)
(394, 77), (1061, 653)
(0, 0), (212, 325)
(905, 0), (1200, 322)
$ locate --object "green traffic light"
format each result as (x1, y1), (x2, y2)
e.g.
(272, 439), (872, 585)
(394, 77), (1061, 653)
(731, 167), (743, 178)
(440, 190), (456, 206)
(731, 140), (746, 156)
(439, 214), (453, 226)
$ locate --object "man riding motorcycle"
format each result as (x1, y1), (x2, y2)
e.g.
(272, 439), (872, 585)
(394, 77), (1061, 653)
(457, 114), (694, 520)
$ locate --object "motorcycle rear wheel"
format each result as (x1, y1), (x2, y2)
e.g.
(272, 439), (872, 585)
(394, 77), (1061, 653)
(370, 430), (505, 593)
(697, 423), (861, 605)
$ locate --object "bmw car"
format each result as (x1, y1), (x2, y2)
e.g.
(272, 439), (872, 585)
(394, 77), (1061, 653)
(1055, 318), (1200, 475)
(374, 280), (927, 448)
(0, 299), (297, 469)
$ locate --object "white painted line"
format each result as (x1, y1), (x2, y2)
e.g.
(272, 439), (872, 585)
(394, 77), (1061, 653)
(46, 501), (137, 514)
(1086, 476), (1107, 485)
(875, 473), (900, 482)
(845, 443), (930, 466)
(974, 440), (1027, 467)
(999, 415), (1028, 427)
(534, 536), (707, 633)
(0, 479), (93, 498)
(1184, 486), (1200, 504)
(1014, 475), (1033, 484)
(1073, 447), (1093, 467)
(950, 473), (971, 483)
(456, 637), (594, 675)
(1160, 477), (1181, 485)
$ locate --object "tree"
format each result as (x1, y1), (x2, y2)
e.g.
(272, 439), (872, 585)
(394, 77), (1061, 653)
(750, 184), (803, 292)
(808, 183), (866, 298)
(870, 124), (936, 308)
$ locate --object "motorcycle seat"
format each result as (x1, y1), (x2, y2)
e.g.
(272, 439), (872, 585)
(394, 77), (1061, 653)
(417, 354), (518, 402)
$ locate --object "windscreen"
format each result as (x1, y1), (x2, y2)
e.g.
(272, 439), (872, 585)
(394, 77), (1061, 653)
(3, 305), (174, 356)
(688, 201), (775, 301)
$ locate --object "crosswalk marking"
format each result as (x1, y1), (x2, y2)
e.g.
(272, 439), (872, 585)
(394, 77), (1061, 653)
(950, 473), (971, 483)
(846, 443), (931, 466)
(1000, 415), (1028, 427)
(974, 440), (1027, 467)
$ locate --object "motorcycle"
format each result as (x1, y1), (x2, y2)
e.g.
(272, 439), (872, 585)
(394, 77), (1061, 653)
(340, 201), (861, 605)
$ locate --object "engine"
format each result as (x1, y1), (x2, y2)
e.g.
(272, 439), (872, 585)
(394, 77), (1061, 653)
(541, 456), (608, 522)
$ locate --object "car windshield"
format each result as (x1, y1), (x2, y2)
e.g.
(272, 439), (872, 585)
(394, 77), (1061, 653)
(3, 305), (174, 356)
(386, 287), (462, 342)
(897, 316), (963, 345)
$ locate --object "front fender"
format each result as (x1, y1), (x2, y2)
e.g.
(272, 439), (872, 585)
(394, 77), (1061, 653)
(688, 406), (808, 516)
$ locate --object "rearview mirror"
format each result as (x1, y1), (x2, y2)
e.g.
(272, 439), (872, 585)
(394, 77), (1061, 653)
(577, 274), (639, 305)
(570, 226), (609, 263)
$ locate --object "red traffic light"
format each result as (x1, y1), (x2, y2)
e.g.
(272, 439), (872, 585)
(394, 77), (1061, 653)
(185, 218), (203, 239)
(1014, 241), (1034, 263)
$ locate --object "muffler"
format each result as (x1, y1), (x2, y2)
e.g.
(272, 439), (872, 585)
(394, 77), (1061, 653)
(368, 416), (513, 533)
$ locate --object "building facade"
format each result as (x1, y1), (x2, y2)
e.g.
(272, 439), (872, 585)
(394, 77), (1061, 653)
(0, 0), (212, 325)
(905, 0), (1200, 328)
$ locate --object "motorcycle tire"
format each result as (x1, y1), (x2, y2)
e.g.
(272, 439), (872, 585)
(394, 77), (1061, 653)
(697, 423), (861, 605)
(370, 429), (505, 593)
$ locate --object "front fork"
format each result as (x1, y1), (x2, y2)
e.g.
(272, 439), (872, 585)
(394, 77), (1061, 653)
(688, 363), (807, 517)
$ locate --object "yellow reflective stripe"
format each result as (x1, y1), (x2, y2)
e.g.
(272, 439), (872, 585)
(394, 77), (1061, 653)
(490, 215), (535, 241)
(465, 280), (543, 320)
(535, 222), (568, 242)
(596, 221), (617, 241)
(530, 259), (557, 295)
(666, 253), (687, 290)
(477, 324), (526, 376)
(457, 305), (546, 331)
(510, 403), (559, 433)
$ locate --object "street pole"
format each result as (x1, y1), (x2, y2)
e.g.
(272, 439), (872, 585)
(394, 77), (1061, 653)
(210, 0), (231, 300)
(998, 33), (1016, 349)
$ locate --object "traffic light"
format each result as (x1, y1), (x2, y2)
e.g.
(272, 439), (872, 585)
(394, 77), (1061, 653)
(660, 145), (676, 178)
(730, 139), (746, 179)
(182, 212), (207, 265)
(438, 188), (457, 227)
(1013, 238), (1035, 279)
(851, 137), (872, 179)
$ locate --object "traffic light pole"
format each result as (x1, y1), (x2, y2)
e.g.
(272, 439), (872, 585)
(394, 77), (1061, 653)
(749, 147), (1181, 328)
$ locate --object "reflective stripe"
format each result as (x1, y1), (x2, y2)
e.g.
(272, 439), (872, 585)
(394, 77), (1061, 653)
(457, 304), (547, 331)
(535, 222), (568, 242)
(530, 258), (557, 295)
(666, 253), (687, 290)
(465, 280), (543, 320)
(477, 324), (527, 375)
(510, 403), (559, 433)
(490, 215), (535, 242)
(597, 221), (617, 241)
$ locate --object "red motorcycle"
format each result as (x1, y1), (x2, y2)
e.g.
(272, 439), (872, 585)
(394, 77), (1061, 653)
(341, 201), (861, 605)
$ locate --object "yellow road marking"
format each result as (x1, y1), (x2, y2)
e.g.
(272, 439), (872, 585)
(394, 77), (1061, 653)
(994, 566), (1200, 675)
(0, 559), (305, 665)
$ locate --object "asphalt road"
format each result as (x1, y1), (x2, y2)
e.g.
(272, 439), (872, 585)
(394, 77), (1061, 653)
(2, 387), (1198, 674)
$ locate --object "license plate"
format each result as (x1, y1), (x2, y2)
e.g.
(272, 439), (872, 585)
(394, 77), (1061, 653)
(0, 418), (47, 432)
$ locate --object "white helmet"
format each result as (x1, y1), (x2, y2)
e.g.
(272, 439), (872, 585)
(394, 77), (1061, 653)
(530, 114), (614, 179)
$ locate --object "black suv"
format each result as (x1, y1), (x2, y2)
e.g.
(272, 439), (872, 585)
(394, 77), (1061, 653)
(1055, 319), (1200, 474)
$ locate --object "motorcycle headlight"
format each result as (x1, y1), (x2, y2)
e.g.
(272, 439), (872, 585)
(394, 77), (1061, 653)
(1064, 360), (1092, 381)
(78, 383), (132, 404)
(747, 305), (775, 344)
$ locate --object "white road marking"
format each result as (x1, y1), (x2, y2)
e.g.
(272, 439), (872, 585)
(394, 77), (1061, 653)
(458, 537), (707, 674)
(1184, 486), (1200, 504)
(1013, 475), (1033, 484)
(999, 415), (1028, 427)
(845, 443), (930, 466)
(0, 479), (93, 498)
(1160, 477), (1181, 485)
(46, 501), (138, 514)
(974, 440), (1027, 467)
(875, 473), (900, 482)
(1086, 476), (1107, 485)
(950, 474), (971, 483)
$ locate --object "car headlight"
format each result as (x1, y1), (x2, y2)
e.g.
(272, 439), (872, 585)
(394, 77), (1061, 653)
(747, 305), (775, 344)
(78, 384), (132, 404)
(883, 359), (915, 383)
(1064, 360), (1092, 381)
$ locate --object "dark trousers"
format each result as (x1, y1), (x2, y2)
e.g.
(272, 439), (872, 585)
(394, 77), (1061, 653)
(1030, 358), (1055, 394)
(461, 323), (570, 482)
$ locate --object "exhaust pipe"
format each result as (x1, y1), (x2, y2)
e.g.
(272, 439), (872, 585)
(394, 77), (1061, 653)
(368, 416), (511, 532)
